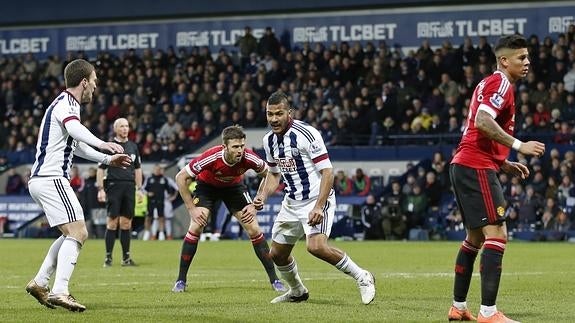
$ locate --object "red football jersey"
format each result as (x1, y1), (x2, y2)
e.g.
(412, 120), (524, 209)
(451, 71), (515, 170)
(185, 146), (266, 187)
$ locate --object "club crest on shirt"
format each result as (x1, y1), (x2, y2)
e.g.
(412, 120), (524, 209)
(291, 148), (300, 156)
(490, 93), (504, 109)
(193, 197), (200, 205)
(497, 206), (505, 217)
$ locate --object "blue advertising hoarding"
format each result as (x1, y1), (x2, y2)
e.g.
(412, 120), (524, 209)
(0, 2), (574, 59)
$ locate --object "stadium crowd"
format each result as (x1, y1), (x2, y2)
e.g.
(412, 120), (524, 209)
(1, 26), (575, 240)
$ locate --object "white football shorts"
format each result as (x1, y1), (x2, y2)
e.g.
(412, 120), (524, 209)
(272, 191), (336, 245)
(29, 176), (85, 227)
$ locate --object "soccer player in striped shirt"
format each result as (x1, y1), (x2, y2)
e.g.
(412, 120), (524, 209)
(448, 35), (545, 323)
(246, 91), (375, 305)
(171, 125), (285, 293)
(25, 59), (131, 312)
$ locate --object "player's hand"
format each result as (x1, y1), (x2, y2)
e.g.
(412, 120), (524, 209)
(99, 142), (124, 154)
(109, 154), (132, 168)
(240, 204), (257, 224)
(190, 208), (208, 227)
(252, 195), (265, 211)
(97, 189), (106, 203)
(501, 160), (530, 179)
(518, 140), (545, 158)
(307, 206), (324, 226)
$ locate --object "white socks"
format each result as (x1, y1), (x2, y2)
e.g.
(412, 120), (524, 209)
(34, 235), (66, 287)
(276, 258), (306, 294)
(453, 301), (468, 310)
(335, 254), (363, 280)
(480, 305), (497, 317)
(51, 237), (82, 295)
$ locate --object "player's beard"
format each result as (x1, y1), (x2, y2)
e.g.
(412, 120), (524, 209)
(81, 88), (92, 104)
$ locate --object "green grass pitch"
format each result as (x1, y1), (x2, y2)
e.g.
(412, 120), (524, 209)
(1, 239), (573, 322)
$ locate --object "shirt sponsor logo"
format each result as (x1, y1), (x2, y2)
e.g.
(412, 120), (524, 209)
(275, 157), (297, 172)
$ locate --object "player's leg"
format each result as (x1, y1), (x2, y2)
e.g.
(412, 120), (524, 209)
(476, 169), (510, 321)
(269, 219), (309, 303)
(226, 187), (285, 290)
(173, 183), (215, 291)
(50, 220), (87, 312)
(303, 193), (375, 305)
(103, 216), (118, 267)
(155, 201), (166, 240)
(103, 184), (121, 266)
(119, 185), (136, 265)
(27, 178), (87, 310)
(234, 209), (284, 290)
(164, 200), (174, 240)
(143, 202), (155, 240)
(43, 178), (88, 311)
(448, 164), (482, 321)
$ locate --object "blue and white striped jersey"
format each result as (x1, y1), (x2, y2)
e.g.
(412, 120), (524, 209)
(262, 119), (333, 200)
(31, 91), (81, 179)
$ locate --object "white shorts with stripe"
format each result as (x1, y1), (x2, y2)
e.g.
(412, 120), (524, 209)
(272, 191), (336, 245)
(29, 176), (84, 227)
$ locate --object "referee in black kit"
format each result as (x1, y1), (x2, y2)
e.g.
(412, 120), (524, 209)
(97, 118), (143, 267)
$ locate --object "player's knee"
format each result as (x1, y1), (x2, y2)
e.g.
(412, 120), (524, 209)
(269, 249), (287, 264)
(306, 243), (326, 258)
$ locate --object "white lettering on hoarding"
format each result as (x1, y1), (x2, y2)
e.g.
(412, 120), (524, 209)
(417, 18), (526, 38)
(293, 24), (396, 43)
(176, 28), (265, 48)
(66, 33), (158, 51)
(0, 37), (49, 54)
(548, 16), (575, 33)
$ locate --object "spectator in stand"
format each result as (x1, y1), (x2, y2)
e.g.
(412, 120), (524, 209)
(381, 181), (407, 240)
(517, 185), (543, 229)
(352, 168), (371, 196)
(549, 209), (572, 240)
(402, 183), (428, 230)
(69, 166), (84, 198)
(334, 170), (353, 196)
(5, 168), (24, 195)
(235, 26), (258, 70)
(360, 194), (384, 240)
(423, 171), (442, 211)
(553, 121), (572, 144)
(258, 27), (281, 59)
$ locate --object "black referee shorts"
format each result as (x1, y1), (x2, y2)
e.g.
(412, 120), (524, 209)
(449, 164), (507, 230)
(105, 181), (136, 218)
(193, 181), (251, 216)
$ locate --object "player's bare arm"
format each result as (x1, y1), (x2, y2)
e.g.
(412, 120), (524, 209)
(175, 169), (208, 226)
(500, 160), (530, 179)
(475, 110), (545, 157)
(253, 171), (281, 210)
(308, 167), (334, 226)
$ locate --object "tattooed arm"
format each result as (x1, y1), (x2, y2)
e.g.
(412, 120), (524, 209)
(475, 110), (545, 157)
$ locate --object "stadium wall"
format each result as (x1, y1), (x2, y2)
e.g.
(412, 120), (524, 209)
(0, 2), (574, 59)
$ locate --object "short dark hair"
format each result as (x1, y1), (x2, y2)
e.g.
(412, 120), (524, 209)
(221, 125), (246, 144)
(494, 34), (528, 53)
(64, 59), (94, 88)
(267, 90), (290, 108)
